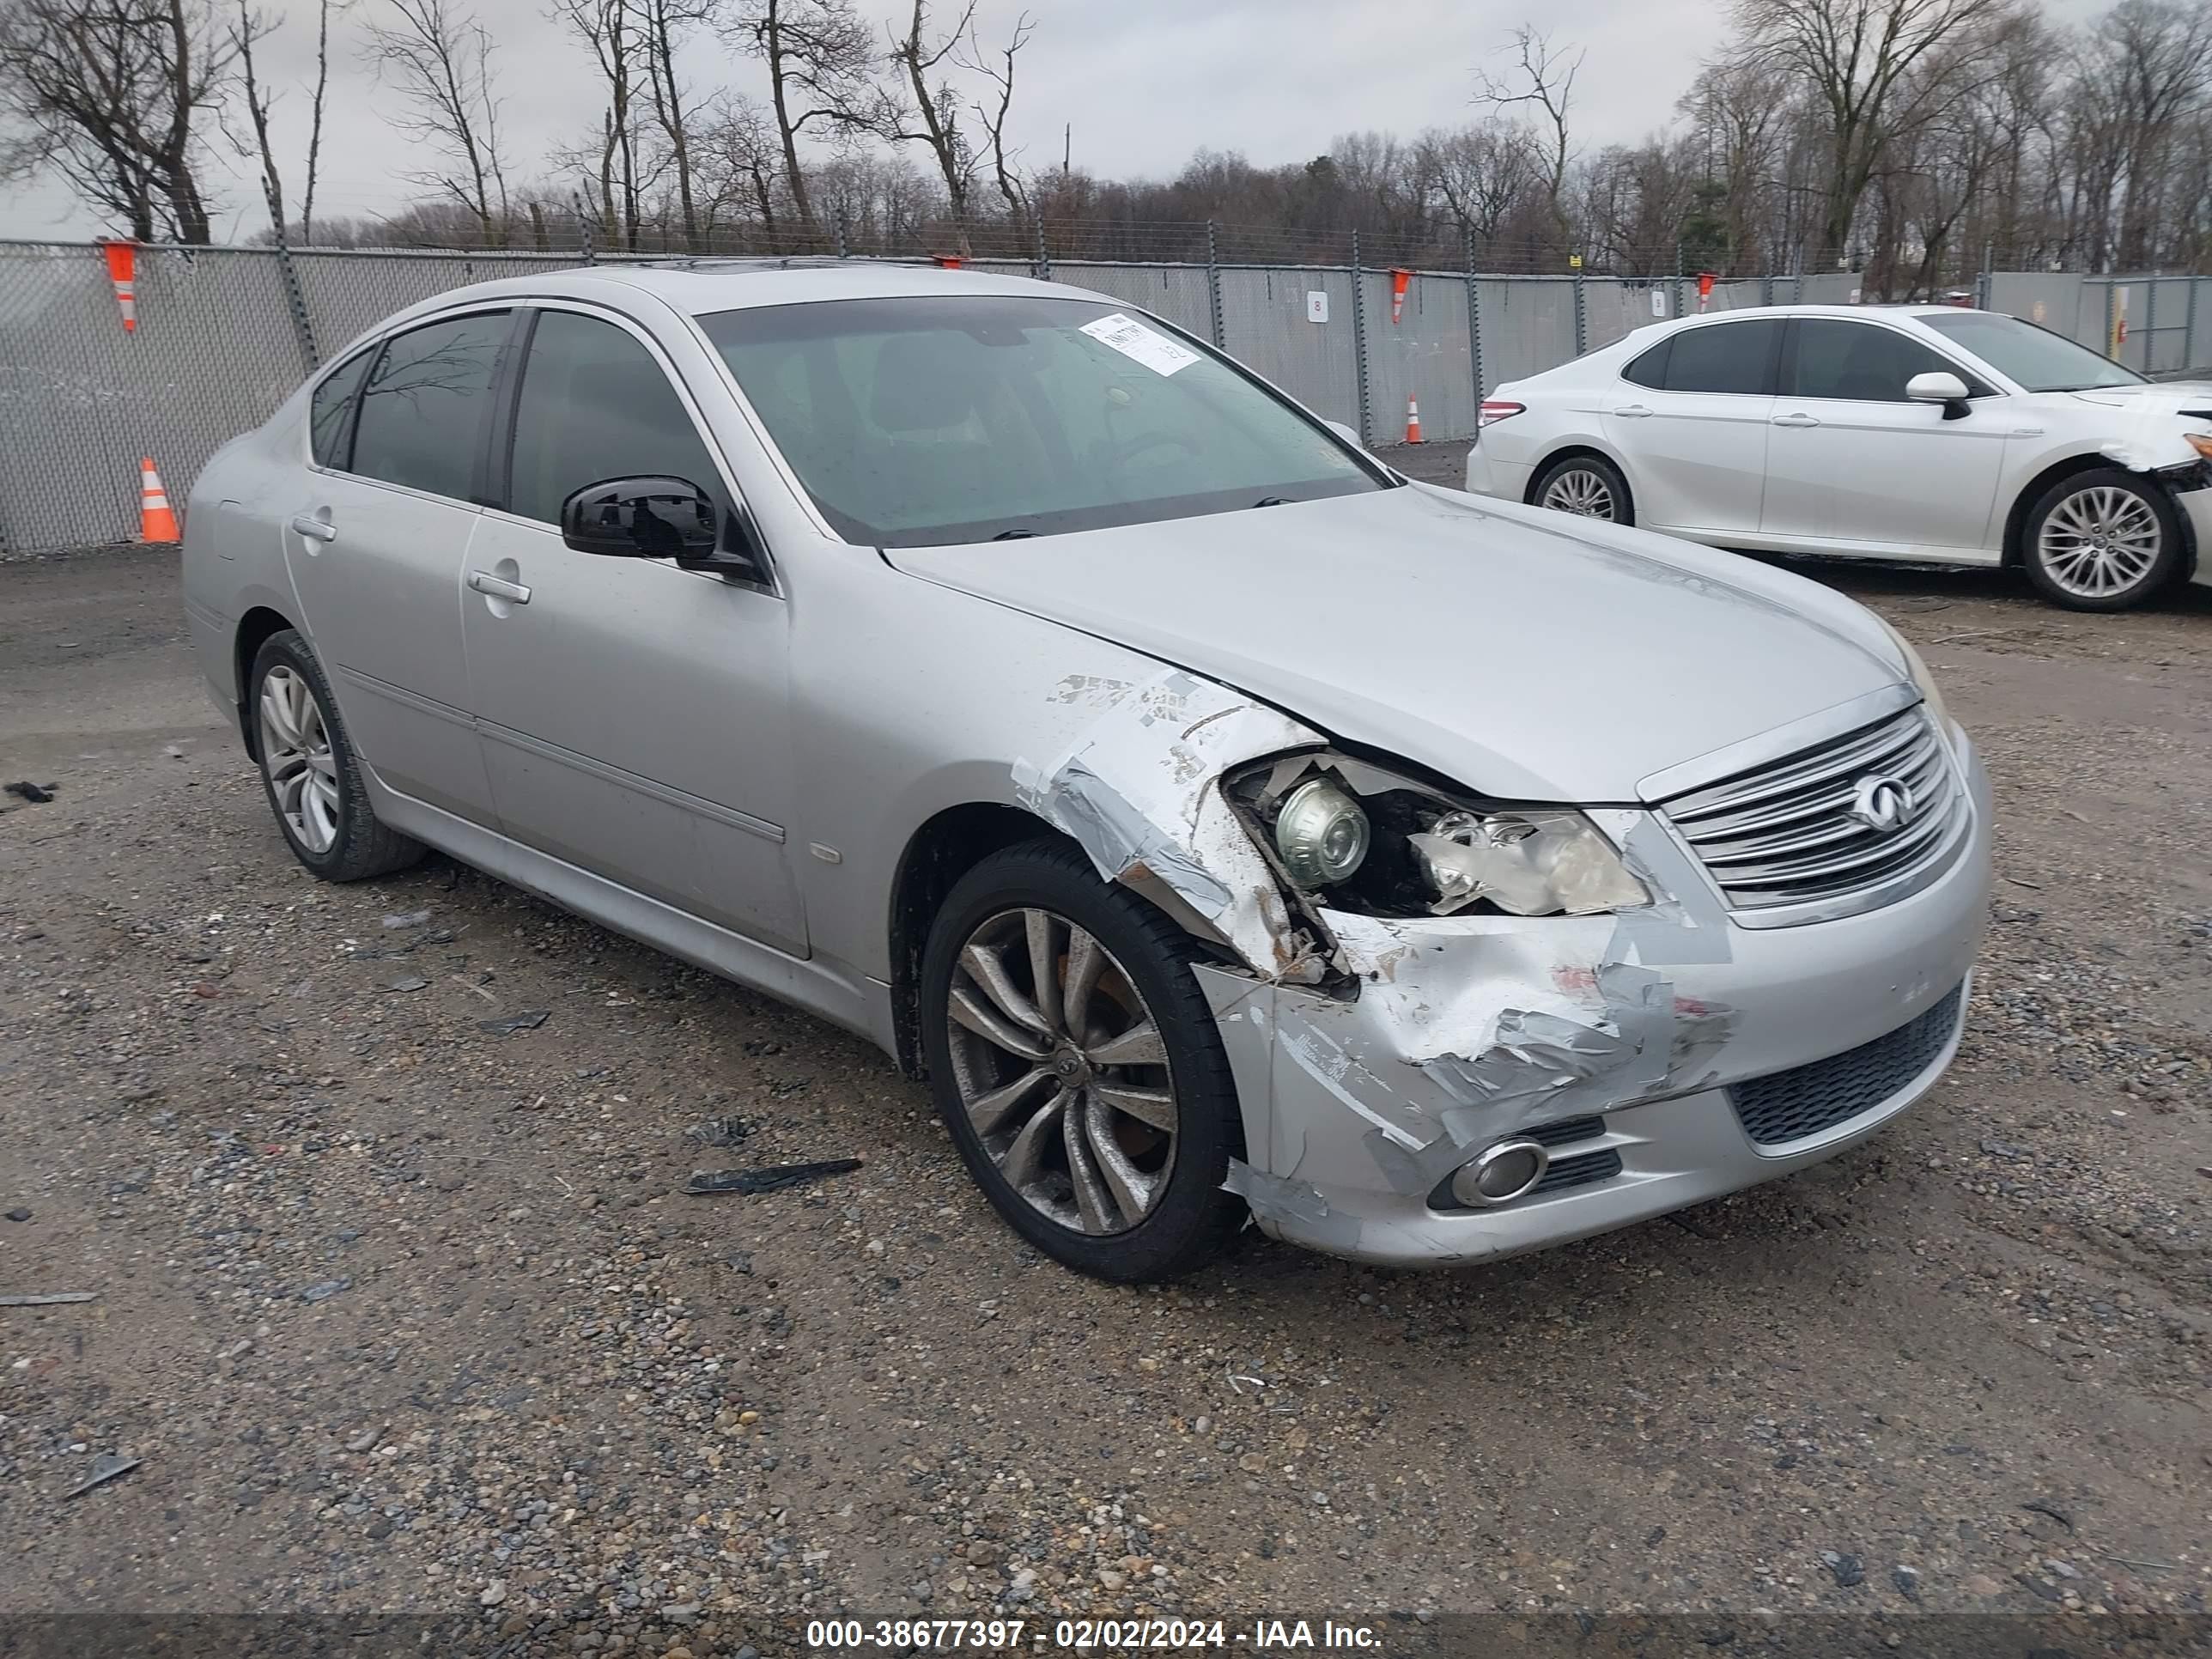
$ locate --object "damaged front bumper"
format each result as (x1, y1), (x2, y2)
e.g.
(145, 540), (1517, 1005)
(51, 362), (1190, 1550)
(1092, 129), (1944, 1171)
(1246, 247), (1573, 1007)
(1197, 735), (1993, 1268)
(2176, 479), (2212, 588)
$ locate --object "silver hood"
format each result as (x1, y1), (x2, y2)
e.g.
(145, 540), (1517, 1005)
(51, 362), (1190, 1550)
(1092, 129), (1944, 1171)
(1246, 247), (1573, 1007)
(889, 483), (1909, 802)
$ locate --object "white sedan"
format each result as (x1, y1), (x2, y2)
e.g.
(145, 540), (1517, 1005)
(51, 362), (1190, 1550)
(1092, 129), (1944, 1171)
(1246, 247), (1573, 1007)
(1466, 304), (2212, 611)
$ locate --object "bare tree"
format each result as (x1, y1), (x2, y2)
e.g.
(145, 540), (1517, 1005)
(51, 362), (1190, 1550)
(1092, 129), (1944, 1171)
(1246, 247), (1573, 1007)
(300, 0), (349, 240)
(362, 0), (512, 245)
(957, 9), (1032, 222)
(226, 0), (284, 232)
(726, 0), (876, 243)
(0, 0), (242, 240)
(1729, 0), (2007, 264)
(876, 0), (982, 254)
(551, 0), (641, 248)
(1679, 56), (1790, 268)
(696, 89), (785, 241)
(634, 0), (713, 250)
(1417, 125), (1535, 252)
(1474, 27), (1581, 241)
(2072, 0), (2212, 268)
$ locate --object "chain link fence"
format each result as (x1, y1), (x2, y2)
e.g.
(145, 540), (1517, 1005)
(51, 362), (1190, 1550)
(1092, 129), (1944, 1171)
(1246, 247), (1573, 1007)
(2, 234), (2063, 556)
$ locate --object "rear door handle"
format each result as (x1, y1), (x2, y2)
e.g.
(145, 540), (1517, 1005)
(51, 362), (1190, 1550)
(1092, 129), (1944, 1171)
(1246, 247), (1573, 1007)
(1613, 404), (1654, 418)
(289, 514), (337, 543)
(468, 570), (531, 604)
(1771, 413), (1821, 428)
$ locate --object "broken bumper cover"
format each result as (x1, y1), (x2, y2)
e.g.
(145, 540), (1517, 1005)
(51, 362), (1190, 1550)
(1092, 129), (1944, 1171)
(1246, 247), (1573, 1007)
(2178, 482), (2212, 588)
(1198, 732), (1993, 1268)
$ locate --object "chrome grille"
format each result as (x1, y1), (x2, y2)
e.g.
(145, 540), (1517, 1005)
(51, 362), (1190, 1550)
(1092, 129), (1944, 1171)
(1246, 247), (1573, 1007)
(1658, 707), (1967, 922)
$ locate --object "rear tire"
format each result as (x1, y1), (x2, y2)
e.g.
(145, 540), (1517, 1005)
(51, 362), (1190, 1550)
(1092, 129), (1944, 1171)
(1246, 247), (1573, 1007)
(248, 629), (426, 881)
(2020, 468), (2182, 611)
(919, 841), (1247, 1283)
(1532, 453), (1634, 526)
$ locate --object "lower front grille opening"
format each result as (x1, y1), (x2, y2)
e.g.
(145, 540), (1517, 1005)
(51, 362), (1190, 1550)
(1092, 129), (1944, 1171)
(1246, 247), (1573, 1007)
(1528, 1146), (1626, 1195)
(1729, 983), (1965, 1147)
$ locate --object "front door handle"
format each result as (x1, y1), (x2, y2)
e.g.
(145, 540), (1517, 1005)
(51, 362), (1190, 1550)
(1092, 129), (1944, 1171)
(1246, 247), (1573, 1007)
(1771, 412), (1821, 428)
(1613, 404), (1654, 418)
(468, 570), (532, 604)
(289, 514), (337, 543)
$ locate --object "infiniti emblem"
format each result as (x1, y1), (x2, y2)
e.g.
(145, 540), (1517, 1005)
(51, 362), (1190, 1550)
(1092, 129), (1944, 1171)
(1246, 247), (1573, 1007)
(1849, 773), (1913, 833)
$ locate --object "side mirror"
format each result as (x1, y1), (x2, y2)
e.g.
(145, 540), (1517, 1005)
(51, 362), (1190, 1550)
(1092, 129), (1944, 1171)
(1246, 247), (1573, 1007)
(1905, 371), (1972, 419)
(1322, 419), (1364, 449)
(562, 476), (719, 560)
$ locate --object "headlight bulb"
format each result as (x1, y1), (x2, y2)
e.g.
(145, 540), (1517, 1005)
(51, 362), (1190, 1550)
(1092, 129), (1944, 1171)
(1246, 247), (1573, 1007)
(1274, 777), (1370, 887)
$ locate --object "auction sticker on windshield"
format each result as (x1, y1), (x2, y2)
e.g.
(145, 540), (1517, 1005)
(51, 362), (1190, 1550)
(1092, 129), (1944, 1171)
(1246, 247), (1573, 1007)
(1079, 312), (1200, 376)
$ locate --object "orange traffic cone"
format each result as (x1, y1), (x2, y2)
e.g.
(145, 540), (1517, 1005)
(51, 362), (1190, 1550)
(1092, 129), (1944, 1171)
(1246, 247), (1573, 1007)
(100, 240), (137, 332)
(1403, 395), (1423, 444)
(139, 458), (180, 542)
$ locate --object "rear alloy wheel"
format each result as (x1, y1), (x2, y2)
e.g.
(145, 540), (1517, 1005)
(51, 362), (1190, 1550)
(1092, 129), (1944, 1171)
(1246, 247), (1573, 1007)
(2021, 469), (2182, 611)
(248, 629), (425, 881)
(1533, 453), (1633, 525)
(920, 842), (1246, 1282)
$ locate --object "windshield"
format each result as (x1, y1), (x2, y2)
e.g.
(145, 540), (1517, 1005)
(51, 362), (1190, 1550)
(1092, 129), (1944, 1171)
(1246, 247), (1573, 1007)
(698, 295), (1386, 546)
(1919, 312), (2146, 392)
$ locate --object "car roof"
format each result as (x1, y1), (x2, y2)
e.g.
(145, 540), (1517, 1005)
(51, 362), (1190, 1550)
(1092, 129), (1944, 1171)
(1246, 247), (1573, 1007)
(1663, 304), (1977, 322)
(390, 258), (1075, 320)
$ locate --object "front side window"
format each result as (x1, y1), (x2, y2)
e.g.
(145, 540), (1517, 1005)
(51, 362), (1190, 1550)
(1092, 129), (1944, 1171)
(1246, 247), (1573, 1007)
(1662, 319), (1781, 395)
(507, 309), (729, 526)
(309, 348), (374, 468)
(1788, 319), (1971, 401)
(698, 295), (1386, 546)
(350, 312), (510, 501)
(1919, 311), (2145, 392)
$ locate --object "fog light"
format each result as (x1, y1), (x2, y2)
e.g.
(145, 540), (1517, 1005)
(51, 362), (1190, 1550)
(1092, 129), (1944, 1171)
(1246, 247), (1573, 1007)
(1450, 1139), (1549, 1206)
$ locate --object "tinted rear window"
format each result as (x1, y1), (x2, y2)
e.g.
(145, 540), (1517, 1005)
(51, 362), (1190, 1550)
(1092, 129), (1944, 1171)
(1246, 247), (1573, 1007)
(1622, 338), (1670, 388)
(1662, 319), (1780, 395)
(309, 348), (374, 468)
(351, 312), (510, 501)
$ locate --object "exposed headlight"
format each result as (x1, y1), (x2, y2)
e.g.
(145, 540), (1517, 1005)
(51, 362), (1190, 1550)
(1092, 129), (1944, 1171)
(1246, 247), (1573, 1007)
(1274, 776), (1371, 886)
(1231, 753), (1650, 919)
(1876, 617), (1953, 740)
(1413, 808), (1648, 916)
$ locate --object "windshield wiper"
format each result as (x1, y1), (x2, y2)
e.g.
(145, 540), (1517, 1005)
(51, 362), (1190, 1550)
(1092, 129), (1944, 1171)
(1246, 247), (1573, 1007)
(1250, 495), (1291, 508)
(991, 528), (1036, 540)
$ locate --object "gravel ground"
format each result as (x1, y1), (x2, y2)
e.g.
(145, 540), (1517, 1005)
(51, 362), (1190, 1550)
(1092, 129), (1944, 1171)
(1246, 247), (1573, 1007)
(3, 470), (2209, 1652)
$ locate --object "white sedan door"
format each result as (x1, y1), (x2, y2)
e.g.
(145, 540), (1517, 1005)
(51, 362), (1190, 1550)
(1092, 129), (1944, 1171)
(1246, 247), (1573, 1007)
(1759, 318), (2010, 556)
(1602, 316), (1782, 536)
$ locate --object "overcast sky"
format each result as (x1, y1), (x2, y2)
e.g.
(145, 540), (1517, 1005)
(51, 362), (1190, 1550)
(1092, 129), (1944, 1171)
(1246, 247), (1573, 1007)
(0, 0), (2115, 242)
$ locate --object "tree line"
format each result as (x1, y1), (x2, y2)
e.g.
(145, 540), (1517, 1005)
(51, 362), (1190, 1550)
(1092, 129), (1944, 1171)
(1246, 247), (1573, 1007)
(3, 0), (2209, 290)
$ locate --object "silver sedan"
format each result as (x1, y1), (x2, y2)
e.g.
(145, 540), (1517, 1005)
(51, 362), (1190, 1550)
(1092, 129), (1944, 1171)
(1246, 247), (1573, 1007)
(180, 261), (1991, 1280)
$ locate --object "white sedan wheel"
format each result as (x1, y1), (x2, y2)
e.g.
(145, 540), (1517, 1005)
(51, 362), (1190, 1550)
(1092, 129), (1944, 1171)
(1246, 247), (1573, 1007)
(2033, 484), (2163, 600)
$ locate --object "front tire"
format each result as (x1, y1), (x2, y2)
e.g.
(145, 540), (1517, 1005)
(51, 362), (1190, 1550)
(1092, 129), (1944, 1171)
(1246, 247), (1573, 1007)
(248, 629), (425, 881)
(919, 842), (1247, 1283)
(2021, 469), (2182, 611)
(1533, 453), (1634, 525)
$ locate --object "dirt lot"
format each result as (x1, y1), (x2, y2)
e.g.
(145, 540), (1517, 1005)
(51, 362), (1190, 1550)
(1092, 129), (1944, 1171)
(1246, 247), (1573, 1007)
(3, 448), (2210, 1653)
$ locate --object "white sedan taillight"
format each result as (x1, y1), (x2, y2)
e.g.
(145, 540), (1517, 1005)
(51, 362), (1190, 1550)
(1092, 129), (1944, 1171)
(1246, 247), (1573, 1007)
(1477, 400), (1525, 428)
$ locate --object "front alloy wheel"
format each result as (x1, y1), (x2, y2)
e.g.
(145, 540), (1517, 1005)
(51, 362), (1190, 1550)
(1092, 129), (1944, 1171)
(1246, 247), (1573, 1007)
(2022, 469), (2181, 611)
(945, 907), (1179, 1236)
(920, 842), (1246, 1282)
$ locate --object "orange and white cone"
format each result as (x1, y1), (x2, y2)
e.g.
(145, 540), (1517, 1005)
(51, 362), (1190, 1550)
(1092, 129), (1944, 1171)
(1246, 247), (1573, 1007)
(1403, 395), (1423, 444)
(139, 458), (179, 542)
(101, 240), (137, 332)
